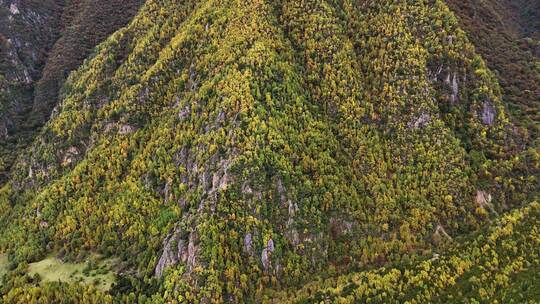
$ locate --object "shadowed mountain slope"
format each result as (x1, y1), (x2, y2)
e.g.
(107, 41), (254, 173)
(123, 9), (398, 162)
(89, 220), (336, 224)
(446, 0), (540, 142)
(0, 0), (144, 184)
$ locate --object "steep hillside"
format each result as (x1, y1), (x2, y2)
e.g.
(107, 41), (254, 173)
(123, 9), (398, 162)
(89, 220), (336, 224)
(0, 0), (538, 302)
(0, 0), (63, 182)
(446, 0), (540, 142)
(0, 0), (144, 184)
(268, 202), (540, 303)
(31, 0), (146, 125)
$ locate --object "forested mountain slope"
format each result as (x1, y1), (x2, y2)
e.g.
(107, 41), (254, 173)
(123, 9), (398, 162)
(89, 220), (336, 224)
(0, 0), (144, 184)
(447, 0), (540, 142)
(0, 0), (538, 303)
(0, 0), (63, 182)
(268, 202), (540, 303)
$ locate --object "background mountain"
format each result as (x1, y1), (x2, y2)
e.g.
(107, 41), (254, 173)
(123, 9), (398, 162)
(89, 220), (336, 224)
(0, 0), (538, 303)
(447, 0), (539, 143)
(0, 0), (144, 183)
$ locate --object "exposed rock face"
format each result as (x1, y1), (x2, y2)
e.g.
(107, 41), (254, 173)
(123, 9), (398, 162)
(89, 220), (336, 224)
(329, 217), (355, 238)
(261, 239), (274, 272)
(119, 124), (136, 134)
(242, 181), (253, 195)
(481, 100), (496, 125)
(276, 177), (288, 206)
(451, 73), (459, 104)
(0, 117), (10, 138)
(9, 3), (19, 15)
(61, 146), (80, 166)
(475, 190), (492, 206)
(155, 226), (200, 277)
(39, 220), (49, 229)
(475, 190), (498, 215)
(155, 233), (181, 277)
(186, 237), (198, 269)
(442, 71), (460, 104)
(105, 123), (138, 134)
(286, 228), (300, 247)
(433, 224), (452, 244)
(244, 233), (254, 256)
(408, 113), (431, 129)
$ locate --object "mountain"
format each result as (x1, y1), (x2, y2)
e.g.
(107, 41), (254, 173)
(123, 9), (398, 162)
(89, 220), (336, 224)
(269, 202), (540, 303)
(0, 0), (62, 181)
(447, 0), (540, 142)
(0, 0), (538, 303)
(0, 0), (144, 183)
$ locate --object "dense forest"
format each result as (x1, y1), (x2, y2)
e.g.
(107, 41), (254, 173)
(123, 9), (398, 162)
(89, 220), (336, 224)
(0, 0), (538, 303)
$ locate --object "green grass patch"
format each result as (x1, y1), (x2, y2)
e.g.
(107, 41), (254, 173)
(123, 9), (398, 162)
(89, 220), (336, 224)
(27, 255), (117, 291)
